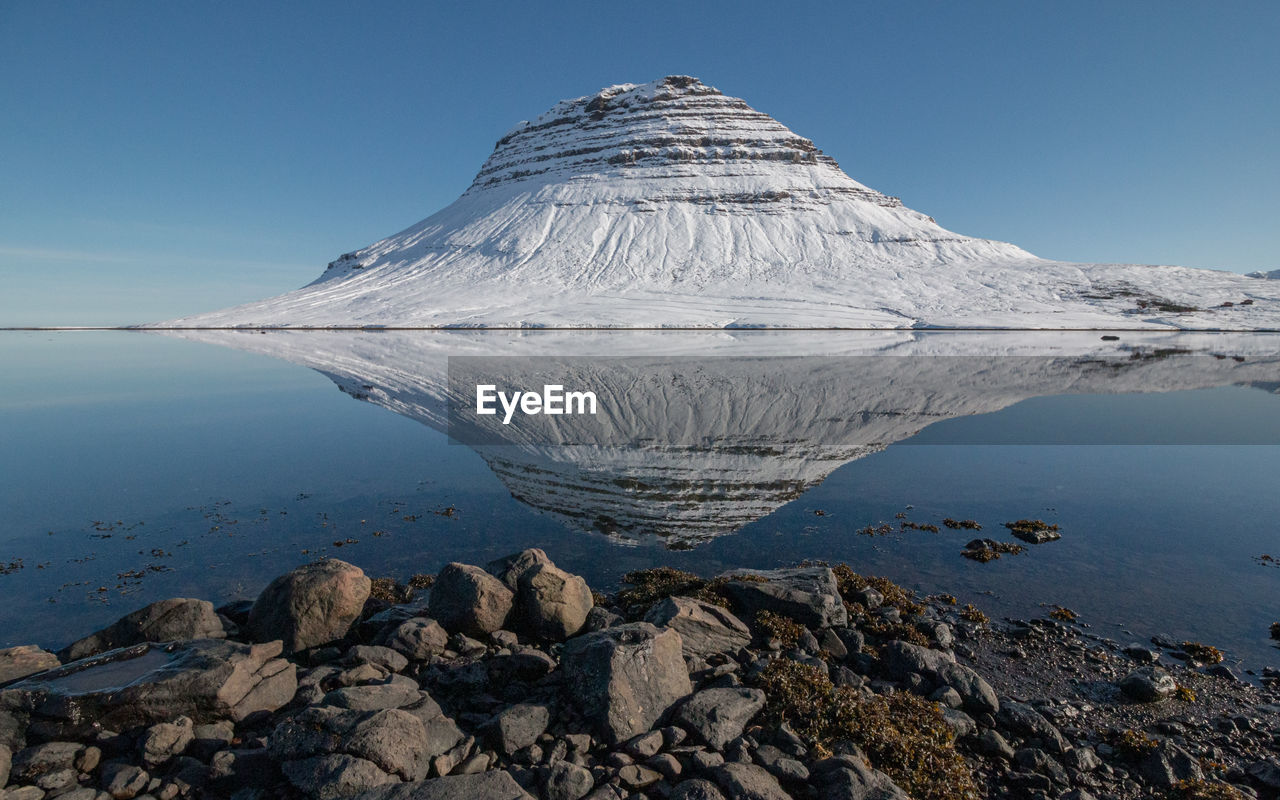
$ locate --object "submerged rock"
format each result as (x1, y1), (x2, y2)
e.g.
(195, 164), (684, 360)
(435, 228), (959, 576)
(561, 622), (691, 745)
(247, 559), (372, 654)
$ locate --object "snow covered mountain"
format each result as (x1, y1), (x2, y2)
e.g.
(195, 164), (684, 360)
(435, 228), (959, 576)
(152, 76), (1280, 330)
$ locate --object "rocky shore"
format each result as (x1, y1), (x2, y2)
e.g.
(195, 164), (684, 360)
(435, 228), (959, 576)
(1, 552), (1278, 800)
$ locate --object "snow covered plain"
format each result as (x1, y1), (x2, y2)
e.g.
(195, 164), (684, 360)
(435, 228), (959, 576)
(150, 77), (1280, 330)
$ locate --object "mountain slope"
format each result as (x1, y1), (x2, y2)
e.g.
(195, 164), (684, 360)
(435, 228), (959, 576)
(152, 76), (1280, 330)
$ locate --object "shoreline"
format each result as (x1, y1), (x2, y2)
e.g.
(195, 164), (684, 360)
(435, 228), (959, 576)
(2, 553), (1278, 800)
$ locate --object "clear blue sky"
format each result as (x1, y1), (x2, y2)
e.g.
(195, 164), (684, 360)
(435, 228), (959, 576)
(2, 1), (1277, 326)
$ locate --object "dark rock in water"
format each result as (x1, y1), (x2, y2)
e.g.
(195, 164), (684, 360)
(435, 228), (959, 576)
(487, 548), (552, 592)
(1119, 665), (1177, 702)
(0, 646), (61, 687)
(719, 566), (848, 629)
(669, 778), (727, 800)
(247, 559), (372, 654)
(1122, 642), (1160, 664)
(644, 597), (751, 659)
(515, 562), (593, 641)
(282, 753), (396, 799)
(561, 622), (691, 745)
(59, 598), (227, 662)
(674, 687), (765, 751)
(544, 759), (595, 800)
(429, 563), (514, 638)
(382, 618), (449, 661)
(349, 770), (535, 799)
(712, 762), (793, 800)
(0, 639), (296, 738)
(485, 703), (551, 756)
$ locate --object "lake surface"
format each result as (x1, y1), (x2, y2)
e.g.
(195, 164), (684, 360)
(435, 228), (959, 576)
(2, 329), (1279, 675)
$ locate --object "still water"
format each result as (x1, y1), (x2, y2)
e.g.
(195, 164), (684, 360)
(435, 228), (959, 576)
(1, 330), (1278, 673)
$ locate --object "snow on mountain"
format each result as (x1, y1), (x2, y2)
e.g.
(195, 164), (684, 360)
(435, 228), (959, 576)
(151, 76), (1280, 330)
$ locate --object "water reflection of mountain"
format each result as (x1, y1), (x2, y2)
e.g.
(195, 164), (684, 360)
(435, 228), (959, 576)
(160, 330), (1280, 546)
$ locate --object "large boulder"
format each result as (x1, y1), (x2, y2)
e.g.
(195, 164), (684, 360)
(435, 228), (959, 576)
(428, 564), (513, 637)
(247, 559), (371, 654)
(561, 623), (692, 745)
(350, 771), (534, 799)
(272, 706), (439, 785)
(644, 597), (751, 659)
(0, 639), (296, 739)
(718, 567), (848, 629)
(881, 640), (998, 714)
(0, 646), (61, 686)
(673, 687), (765, 750)
(1119, 666), (1177, 703)
(59, 598), (227, 662)
(516, 563), (593, 641)
(487, 548), (552, 592)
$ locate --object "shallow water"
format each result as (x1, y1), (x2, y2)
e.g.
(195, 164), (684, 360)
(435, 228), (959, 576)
(2, 329), (1278, 675)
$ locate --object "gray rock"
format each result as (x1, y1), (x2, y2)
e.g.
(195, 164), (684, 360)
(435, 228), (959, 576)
(383, 619), (449, 661)
(624, 730), (665, 758)
(1119, 665), (1177, 702)
(711, 762), (792, 800)
(880, 640), (954, 679)
(486, 549), (552, 592)
(10, 741), (85, 785)
(941, 708), (976, 739)
(100, 761), (149, 799)
(754, 745), (809, 782)
(618, 763), (663, 789)
(485, 703), (551, 756)
(487, 648), (558, 683)
(997, 702), (1070, 754)
(6, 787), (51, 800)
(349, 771), (534, 799)
(0, 640), (296, 737)
(247, 559), (372, 654)
(583, 607), (622, 633)
(282, 754), (397, 800)
(881, 641), (997, 713)
(0, 742), (10, 789)
(935, 662), (999, 715)
(0, 646), (61, 686)
(1014, 748), (1069, 785)
(60, 599), (226, 662)
(342, 646), (408, 674)
(139, 716), (194, 767)
(718, 567), (848, 629)
(516, 563), (593, 641)
(813, 757), (910, 800)
(977, 730), (1015, 760)
(1064, 747), (1101, 772)
(644, 597), (751, 659)
(1122, 643), (1160, 664)
(673, 687), (765, 750)
(428, 564), (513, 637)
(1247, 761), (1280, 790)
(561, 623), (692, 745)
(1137, 742), (1202, 788)
(669, 779), (727, 800)
(273, 706), (439, 782)
(544, 760), (595, 800)
(190, 720), (235, 760)
(322, 682), (423, 712)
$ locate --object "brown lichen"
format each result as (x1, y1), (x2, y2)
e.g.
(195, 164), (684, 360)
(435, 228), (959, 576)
(755, 659), (979, 800)
(1048, 606), (1078, 623)
(1175, 684), (1197, 703)
(755, 610), (804, 649)
(1114, 729), (1160, 760)
(959, 604), (989, 625)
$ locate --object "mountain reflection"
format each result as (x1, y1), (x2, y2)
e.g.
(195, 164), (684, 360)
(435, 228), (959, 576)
(159, 330), (1280, 547)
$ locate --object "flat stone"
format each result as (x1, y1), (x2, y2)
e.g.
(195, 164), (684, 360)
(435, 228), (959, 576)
(60, 598), (226, 662)
(247, 559), (371, 654)
(342, 645), (409, 673)
(711, 762), (792, 800)
(544, 760), (595, 800)
(322, 682), (423, 712)
(429, 563), (514, 637)
(282, 753), (397, 800)
(349, 770), (535, 799)
(644, 597), (751, 659)
(485, 703), (551, 756)
(0, 646), (61, 686)
(673, 687), (765, 751)
(561, 622), (692, 745)
(0, 640), (296, 738)
(718, 567), (848, 629)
